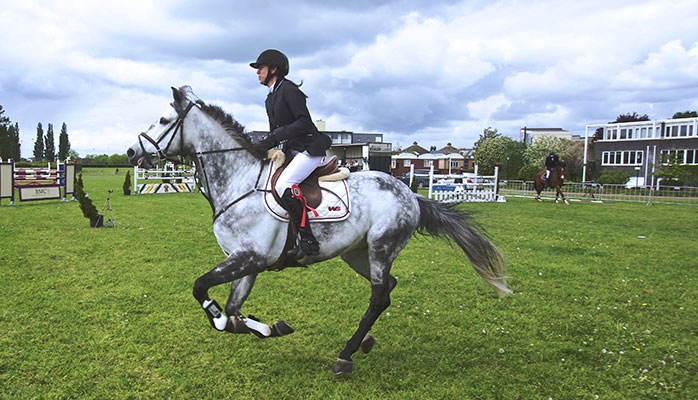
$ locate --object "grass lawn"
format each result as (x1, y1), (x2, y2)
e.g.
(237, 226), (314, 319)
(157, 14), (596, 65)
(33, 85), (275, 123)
(0, 168), (696, 399)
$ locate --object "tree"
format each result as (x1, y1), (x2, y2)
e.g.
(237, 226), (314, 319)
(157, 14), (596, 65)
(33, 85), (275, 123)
(473, 136), (519, 176)
(612, 112), (649, 123)
(44, 123), (56, 161)
(523, 136), (571, 167)
(0, 106), (21, 160)
(473, 127), (501, 151)
(7, 123), (21, 160)
(58, 122), (71, 161)
(655, 150), (698, 186)
(521, 135), (587, 180)
(33, 123), (45, 161)
(672, 110), (698, 119)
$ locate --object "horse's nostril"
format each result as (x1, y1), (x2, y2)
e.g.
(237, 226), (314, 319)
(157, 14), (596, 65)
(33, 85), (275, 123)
(127, 148), (135, 158)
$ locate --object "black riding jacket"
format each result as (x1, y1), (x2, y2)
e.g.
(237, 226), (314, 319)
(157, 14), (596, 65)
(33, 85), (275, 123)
(266, 78), (331, 157)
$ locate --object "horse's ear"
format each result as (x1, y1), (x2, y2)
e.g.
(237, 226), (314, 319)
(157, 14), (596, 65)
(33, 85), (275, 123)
(172, 86), (181, 102)
(171, 87), (186, 117)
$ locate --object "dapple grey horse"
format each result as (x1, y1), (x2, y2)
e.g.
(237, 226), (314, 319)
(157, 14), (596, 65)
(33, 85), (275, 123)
(127, 86), (511, 374)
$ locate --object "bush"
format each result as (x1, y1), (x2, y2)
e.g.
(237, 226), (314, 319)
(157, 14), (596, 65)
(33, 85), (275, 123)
(74, 173), (99, 218)
(596, 170), (631, 185)
(123, 170), (132, 195)
(518, 164), (540, 181)
(410, 176), (419, 192)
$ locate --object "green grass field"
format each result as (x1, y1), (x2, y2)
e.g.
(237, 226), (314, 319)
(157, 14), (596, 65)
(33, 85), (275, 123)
(1, 169), (696, 399)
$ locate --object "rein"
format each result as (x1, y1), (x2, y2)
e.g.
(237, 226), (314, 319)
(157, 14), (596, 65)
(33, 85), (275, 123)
(207, 160), (267, 223)
(135, 99), (269, 223)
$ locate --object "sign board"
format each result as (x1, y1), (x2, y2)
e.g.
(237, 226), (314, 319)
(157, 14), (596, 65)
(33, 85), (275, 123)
(19, 185), (61, 201)
(368, 143), (392, 153)
(0, 163), (12, 200)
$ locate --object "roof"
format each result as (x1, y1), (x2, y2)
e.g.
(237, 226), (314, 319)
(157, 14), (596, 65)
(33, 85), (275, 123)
(436, 143), (460, 154)
(403, 141), (429, 155)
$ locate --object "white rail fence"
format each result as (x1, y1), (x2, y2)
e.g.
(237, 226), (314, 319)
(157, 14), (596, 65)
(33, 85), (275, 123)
(499, 180), (698, 206)
(406, 165), (503, 203)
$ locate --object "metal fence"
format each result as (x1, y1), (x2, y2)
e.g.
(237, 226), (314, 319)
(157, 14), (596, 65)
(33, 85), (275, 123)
(500, 180), (698, 206)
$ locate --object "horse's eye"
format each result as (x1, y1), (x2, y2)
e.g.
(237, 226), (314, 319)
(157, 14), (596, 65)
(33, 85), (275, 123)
(160, 117), (169, 125)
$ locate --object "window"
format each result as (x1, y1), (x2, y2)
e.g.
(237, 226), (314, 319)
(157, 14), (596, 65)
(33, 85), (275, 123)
(423, 160), (433, 167)
(604, 128), (617, 140)
(659, 149), (698, 165)
(601, 150), (644, 166)
(402, 160), (411, 167)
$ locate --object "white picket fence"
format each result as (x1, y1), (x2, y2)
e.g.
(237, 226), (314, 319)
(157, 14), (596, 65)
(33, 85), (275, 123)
(407, 165), (502, 203)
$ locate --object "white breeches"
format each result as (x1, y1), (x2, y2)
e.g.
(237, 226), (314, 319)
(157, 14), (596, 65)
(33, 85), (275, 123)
(275, 151), (325, 196)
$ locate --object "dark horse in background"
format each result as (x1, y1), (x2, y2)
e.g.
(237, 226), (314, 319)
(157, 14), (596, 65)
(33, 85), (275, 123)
(534, 162), (569, 204)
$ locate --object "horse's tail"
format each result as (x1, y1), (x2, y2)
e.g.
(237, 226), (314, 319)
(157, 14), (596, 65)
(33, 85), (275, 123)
(415, 196), (512, 297)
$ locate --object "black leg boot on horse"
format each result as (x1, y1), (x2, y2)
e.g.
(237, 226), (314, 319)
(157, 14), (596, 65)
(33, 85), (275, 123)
(281, 187), (320, 259)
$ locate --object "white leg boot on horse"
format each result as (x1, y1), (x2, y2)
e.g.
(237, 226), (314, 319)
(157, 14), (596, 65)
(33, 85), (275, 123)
(281, 187), (319, 259)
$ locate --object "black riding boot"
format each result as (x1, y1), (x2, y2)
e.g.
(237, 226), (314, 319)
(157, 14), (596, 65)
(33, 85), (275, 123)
(281, 188), (319, 259)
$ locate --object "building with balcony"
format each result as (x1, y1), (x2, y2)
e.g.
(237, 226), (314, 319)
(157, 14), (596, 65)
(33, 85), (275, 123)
(583, 117), (698, 184)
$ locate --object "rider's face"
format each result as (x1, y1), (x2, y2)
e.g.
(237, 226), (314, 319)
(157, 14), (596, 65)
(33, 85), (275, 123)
(256, 65), (277, 87)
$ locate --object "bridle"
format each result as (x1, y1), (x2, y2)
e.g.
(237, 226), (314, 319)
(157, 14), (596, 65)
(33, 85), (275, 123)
(135, 99), (268, 222)
(135, 101), (196, 164)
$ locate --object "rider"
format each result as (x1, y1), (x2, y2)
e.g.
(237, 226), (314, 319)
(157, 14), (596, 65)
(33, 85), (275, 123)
(544, 151), (560, 182)
(251, 49), (331, 259)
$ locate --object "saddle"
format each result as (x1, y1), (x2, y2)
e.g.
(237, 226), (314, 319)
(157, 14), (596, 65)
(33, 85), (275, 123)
(269, 153), (339, 209)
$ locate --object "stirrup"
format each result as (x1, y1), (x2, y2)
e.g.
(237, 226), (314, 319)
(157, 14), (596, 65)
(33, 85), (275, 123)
(287, 238), (320, 259)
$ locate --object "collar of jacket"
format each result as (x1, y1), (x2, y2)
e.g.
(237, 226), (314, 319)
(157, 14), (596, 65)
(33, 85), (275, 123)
(269, 78), (284, 94)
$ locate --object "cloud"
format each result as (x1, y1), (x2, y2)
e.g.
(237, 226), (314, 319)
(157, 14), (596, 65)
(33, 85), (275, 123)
(1, 0), (697, 158)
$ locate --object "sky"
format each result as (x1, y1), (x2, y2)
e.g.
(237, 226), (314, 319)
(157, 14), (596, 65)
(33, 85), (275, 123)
(2, 0), (698, 158)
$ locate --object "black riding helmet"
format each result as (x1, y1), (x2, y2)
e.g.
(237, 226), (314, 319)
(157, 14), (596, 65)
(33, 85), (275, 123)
(250, 49), (289, 77)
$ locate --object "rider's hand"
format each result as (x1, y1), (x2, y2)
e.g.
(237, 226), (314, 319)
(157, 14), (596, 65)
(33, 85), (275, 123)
(255, 134), (278, 150)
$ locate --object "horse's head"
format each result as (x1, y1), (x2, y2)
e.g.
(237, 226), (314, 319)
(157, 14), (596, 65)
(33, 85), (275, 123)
(127, 86), (198, 169)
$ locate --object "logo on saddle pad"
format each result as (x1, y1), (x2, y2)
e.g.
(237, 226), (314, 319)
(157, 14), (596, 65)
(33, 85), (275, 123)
(262, 155), (351, 223)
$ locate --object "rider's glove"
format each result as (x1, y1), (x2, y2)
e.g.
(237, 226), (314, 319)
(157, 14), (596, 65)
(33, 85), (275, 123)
(253, 134), (279, 155)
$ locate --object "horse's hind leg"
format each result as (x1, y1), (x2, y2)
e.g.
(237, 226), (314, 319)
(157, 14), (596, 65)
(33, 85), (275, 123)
(334, 248), (398, 375)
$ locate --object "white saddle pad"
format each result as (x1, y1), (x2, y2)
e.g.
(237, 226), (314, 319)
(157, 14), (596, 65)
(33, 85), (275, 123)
(262, 163), (351, 223)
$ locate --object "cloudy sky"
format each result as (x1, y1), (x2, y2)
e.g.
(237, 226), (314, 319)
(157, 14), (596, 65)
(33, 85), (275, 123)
(2, 0), (697, 158)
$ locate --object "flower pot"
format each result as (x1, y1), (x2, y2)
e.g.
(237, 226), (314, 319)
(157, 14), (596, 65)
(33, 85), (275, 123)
(89, 214), (104, 228)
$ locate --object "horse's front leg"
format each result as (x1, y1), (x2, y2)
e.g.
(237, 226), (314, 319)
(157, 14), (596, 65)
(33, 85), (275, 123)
(222, 274), (295, 338)
(192, 251), (268, 334)
(559, 187), (569, 205)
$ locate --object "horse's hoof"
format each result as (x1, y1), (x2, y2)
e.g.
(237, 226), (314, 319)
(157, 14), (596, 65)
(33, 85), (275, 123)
(270, 320), (295, 337)
(333, 358), (353, 375)
(224, 316), (251, 334)
(360, 334), (375, 354)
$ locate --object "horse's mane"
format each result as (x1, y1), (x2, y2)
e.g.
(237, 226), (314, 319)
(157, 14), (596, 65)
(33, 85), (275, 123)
(197, 101), (267, 160)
